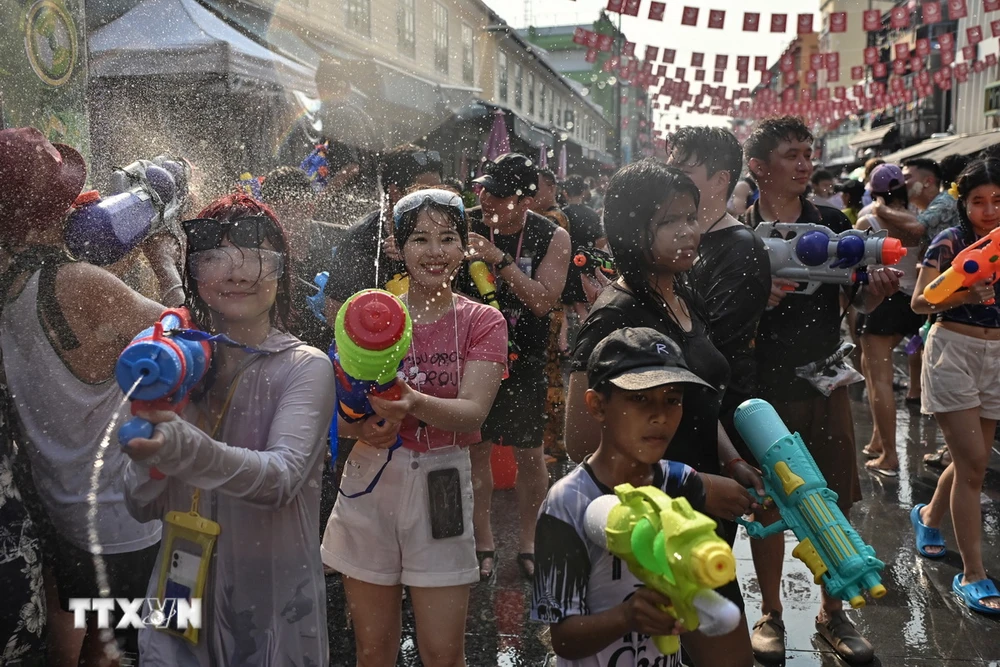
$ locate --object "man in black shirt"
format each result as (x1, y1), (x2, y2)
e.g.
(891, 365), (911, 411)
(260, 166), (346, 351)
(666, 127), (770, 448)
(323, 144), (443, 317)
(463, 153), (571, 582)
(741, 117), (899, 665)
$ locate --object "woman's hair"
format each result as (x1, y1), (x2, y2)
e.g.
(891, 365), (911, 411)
(875, 185), (909, 210)
(184, 193), (293, 331)
(393, 186), (468, 252)
(955, 158), (1000, 243)
(603, 160), (705, 326)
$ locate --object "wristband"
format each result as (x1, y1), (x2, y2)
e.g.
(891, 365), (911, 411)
(724, 458), (747, 476)
(495, 253), (515, 271)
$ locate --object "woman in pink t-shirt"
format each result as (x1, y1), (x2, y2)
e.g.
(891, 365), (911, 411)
(321, 188), (507, 666)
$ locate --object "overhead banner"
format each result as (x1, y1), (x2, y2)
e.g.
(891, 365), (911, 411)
(0, 0), (90, 159)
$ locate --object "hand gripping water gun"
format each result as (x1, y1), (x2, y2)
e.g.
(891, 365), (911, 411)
(755, 223), (906, 295)
(733, 399), (886, 608)
(584, 484), (741, 655)
(332, 290), (413, 447)
(469, 260), (500, 309)
(573, 246), (616, 277)
(65, 157), (189, 266)
(116, 308), (212, 479)
(923, 226), (1000, 306)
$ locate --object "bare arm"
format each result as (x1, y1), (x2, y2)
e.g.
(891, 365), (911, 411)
(565, 371), (601, 462)
(56, 262), (166, 383)
(910, 264), (991, 314)
(872, 203), (925, 246)
(369, 360), (506, 433)
(469, 227), (572, 317)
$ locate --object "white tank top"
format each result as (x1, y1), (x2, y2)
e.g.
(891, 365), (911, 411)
(1, 272), (160, 553)
(861, 214), (920, 295)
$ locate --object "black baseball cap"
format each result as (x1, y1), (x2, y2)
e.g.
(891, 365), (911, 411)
(587, 328), (714, 392)
(473, 153), (539, 199)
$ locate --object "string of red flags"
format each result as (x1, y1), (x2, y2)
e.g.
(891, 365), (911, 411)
(604, 0), (997, 30)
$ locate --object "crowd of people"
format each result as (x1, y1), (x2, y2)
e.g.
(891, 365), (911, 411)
(0, 116), (999, 667)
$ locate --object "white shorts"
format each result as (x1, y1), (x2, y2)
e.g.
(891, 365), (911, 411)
(320, 442), (478, 588)
(921, 325), (1000, 419)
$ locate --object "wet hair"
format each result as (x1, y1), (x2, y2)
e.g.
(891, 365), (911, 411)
(260, 166), (313, 205)
(538, 168), (557, 186)
(603, 160), (705, 326)
(393, 186), (468, 253)
(743, 116), (813, 166)
(902, 158), (942, 184)
(669, 126), (745, 199)
(981, 144), (1000, 161)
(864, 158), (885, 182)
(939, 154), (971, 186)
(380, 143), (442, 191)
(810, 169), (835, 186)
(563, 175), (588, 196)
(874, 185), (909, 210)
(955, 159), (1000, 243)
(184, 193), (293, 332)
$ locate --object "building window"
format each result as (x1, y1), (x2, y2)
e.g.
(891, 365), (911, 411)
(433, 2), (449, 74)
(497, 52), (508, 102)
(513, 63), (523, 109)
(539, 85), (547, 120)
(397, 0), (416, 58)
(526, 73), (535, 116)
(461, 24), (474, 85)
(345, 0), (370, 36)
(549, 93), (555, 124)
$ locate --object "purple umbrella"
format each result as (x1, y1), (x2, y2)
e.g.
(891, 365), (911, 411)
(557, 144), (568, 181)
(538, 145), (548, 169)
(485, 109), (511, 162)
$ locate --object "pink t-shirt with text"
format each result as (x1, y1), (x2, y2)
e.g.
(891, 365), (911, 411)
(400, 294), (508, 452)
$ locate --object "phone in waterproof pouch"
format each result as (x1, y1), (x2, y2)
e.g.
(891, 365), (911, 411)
(156, 510), (221, 644)
(427, 467), (464, 539)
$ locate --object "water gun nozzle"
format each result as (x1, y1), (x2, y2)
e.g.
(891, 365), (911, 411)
(881, 238), (907, 266)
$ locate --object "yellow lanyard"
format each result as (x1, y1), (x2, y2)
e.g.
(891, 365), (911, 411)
(189, 373), (242, 515)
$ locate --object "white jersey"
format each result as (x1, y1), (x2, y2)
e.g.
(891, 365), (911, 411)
(531, 460), (705, 667)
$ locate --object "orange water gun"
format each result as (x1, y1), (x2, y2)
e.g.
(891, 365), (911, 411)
(923, 227), (1000, 306)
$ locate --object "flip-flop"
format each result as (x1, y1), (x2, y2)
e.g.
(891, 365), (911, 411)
(861, 446), (881, 459)
(477, 551), (496, 584)
(911, 504), (946, 559)
(952, 574), (1000, 615)
(924, 447), (951, 470)
(865, 460), (898, 477)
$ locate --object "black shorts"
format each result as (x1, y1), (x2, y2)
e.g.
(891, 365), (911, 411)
(48, 536), (160, 611)
(855, 291), (924, 338)
(481, 359), (548, 448)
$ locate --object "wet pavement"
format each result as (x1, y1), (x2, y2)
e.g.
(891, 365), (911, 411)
(325, 383), (1000, 666)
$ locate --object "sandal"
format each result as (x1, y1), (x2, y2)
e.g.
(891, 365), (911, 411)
(910, 504), (946, 559)
(815, 610), (874, 665)
(477, 551), (496, 584)
(924, 446), (951, 470)
(952, 574), (1000, 615)
(861, 445), (881, 459)
(516, 553), (535, 580)
(865, 460), (898, 477)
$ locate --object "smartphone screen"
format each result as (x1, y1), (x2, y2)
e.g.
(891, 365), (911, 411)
(427, 467), (464, 539)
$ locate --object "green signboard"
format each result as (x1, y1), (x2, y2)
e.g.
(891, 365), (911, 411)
(986, 81), (1000, 118)
(0, 0), (89, 159)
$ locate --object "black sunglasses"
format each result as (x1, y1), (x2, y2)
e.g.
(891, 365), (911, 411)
(182, 216), (281, 253)
(411, 150), (442, 168)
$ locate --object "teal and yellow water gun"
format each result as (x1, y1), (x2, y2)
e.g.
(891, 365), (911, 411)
(733, 399), (886, 608)
(584, 484), (741, 655)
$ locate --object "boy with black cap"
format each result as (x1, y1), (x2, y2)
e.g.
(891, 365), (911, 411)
(463, 152), (571, 582)
(531, 327), (750, 667)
